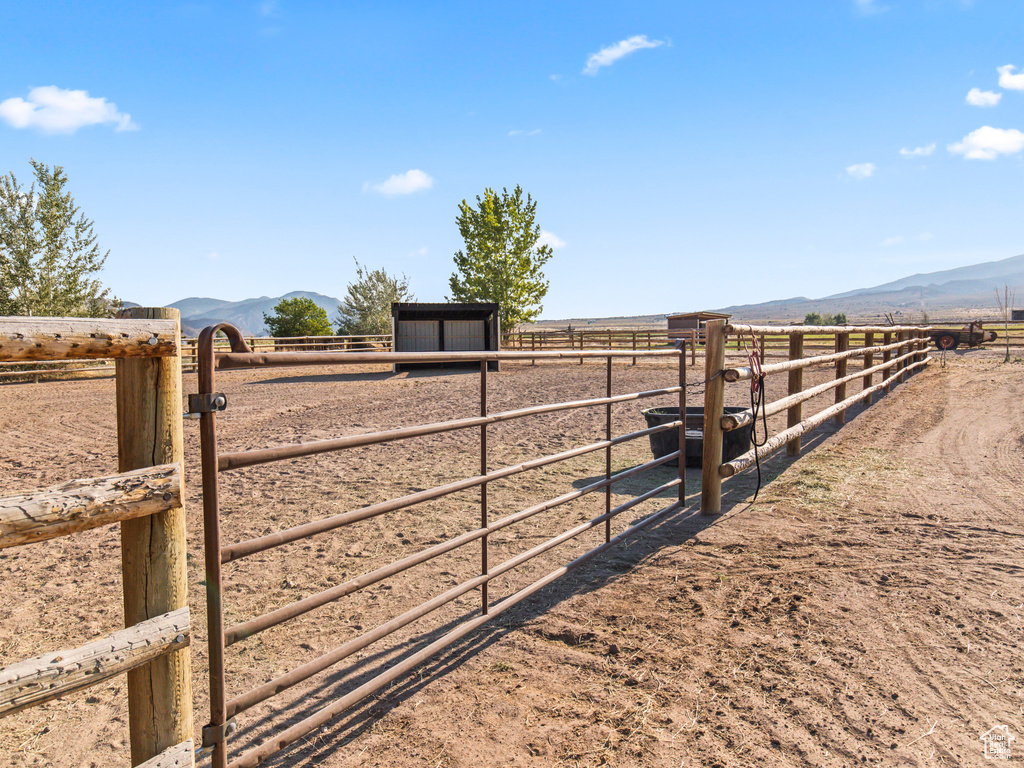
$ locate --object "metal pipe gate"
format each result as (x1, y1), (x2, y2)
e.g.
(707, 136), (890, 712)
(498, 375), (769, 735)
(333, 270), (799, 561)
(195, 323), (688, 767)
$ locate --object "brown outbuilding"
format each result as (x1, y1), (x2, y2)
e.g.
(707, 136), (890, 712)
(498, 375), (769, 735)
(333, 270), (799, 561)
(666, 311), (732, 332)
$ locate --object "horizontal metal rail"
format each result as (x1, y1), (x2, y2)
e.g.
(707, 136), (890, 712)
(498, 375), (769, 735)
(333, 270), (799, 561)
(215, 347), (679, 370)
(226, 472), (681, 718)
(224, 446), (681, 644)
(196, 322), (688, 768)
(218, 385), (683, 472)
(222, 419), (680, 564)
(227, 494), (684, 767)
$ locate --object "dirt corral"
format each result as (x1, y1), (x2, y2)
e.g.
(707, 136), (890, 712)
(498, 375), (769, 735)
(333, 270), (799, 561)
(1, 349), (1022, 767)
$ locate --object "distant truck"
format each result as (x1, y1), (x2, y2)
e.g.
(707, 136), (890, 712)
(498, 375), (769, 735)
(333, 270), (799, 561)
(928, 321), (997, 350)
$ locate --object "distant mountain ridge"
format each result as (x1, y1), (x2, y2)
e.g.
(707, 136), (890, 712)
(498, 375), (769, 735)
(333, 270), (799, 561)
(168, 291), (343, 336)
(151, 254), (1022, 335)
(530, 253), (1023, 328)
(713, 253), (1023, 322)
(825, 253), (1024, 300)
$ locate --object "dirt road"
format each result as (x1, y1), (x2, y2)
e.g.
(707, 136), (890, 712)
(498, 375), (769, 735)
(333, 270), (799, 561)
(1, 351), (1021, 767)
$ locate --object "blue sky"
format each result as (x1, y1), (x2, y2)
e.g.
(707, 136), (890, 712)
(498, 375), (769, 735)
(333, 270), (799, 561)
(2, 1), (1021, 319)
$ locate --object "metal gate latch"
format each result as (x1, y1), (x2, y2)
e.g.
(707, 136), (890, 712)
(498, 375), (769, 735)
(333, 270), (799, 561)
(185, 393), (227, 419)
(200, 718), (237, 750)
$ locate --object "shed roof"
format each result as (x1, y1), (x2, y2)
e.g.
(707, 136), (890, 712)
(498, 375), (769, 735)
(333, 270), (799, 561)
(392, 302), (499, 321)
(666, 311), (732, 320)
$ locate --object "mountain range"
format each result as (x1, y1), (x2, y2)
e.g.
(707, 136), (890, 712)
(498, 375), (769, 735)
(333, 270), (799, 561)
(713, 252), (1023, 323)
(170, 291), (343, 336)
(154, 254), (1023, 336)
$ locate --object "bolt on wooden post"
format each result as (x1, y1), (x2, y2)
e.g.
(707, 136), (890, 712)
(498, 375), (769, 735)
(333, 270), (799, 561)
(786, 333), (804, 456)
(700, 320), (726, 515)
(115, 307), (193, 765)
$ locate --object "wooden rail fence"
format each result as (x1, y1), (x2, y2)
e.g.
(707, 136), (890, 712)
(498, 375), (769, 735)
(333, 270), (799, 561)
(6, 323), (1024, 383)
(0, 310), (194, 767)
(699, 320), (932, 513)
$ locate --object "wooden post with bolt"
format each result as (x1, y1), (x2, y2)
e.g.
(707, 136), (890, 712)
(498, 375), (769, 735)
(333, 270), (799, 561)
(701, 320), (726, 515)
(862, 331), (874, 404)
(833, 331), (850, 426)
(786, 332), (804, 456)
(115, 307), (193, 765)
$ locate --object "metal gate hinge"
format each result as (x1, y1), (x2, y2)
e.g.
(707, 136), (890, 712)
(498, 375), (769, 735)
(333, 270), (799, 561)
(201, 718), (237, 749)
(186, 393), (227, 419)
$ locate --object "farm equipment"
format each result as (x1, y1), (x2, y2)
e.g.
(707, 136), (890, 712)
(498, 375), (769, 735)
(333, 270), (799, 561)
(928, 321), (997, 351)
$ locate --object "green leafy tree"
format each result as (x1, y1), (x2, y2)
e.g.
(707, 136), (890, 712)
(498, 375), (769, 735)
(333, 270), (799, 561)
(0, 159), (118, 317)
(803, 311), (847, 326)
(263, 297), (333, 337)
(448, 185), (554, 330)
(336, 259), (414, 335)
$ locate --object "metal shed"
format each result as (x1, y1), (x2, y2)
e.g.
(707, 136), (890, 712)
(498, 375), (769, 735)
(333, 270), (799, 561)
(666, 311), (732, 332)
(391, 302), (501, 371)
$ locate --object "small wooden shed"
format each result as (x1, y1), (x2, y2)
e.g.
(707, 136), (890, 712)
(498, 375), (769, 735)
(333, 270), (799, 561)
(391, 302), (501, 372)
(666, 311), (732, 332)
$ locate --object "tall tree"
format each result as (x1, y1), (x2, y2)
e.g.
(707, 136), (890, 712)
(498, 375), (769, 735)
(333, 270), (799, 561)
(448, 185), (554, 330)
(0, 160), (118, 317)
(262, 297), (333, 337)
(336, 259), (414, 335)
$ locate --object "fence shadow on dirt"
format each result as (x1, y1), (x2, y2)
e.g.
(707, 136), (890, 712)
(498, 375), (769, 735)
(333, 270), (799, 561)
(219, 425), (845, 766)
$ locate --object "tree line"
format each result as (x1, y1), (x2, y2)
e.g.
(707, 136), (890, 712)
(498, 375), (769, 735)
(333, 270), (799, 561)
(263, 185), (553, 337)
(1, 160), (555, 337)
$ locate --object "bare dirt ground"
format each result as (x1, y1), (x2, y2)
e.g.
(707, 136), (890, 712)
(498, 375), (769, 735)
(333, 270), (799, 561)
(1, 348), (1022, 767)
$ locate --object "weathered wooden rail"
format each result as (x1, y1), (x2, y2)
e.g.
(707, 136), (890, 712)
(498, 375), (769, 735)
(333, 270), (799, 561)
(0, 311), (194, 767)
(699, 320), (932, 513)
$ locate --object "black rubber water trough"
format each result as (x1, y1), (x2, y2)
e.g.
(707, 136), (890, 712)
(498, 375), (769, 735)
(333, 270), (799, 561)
(641, 406), (753, 468)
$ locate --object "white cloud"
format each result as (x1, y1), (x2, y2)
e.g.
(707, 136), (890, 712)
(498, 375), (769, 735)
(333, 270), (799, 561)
(900, 143), (936, 157)
(997, 64), (1024, 91)
(0, 86), (137, 134)
(854, 0), (888, 15)
(846, 162), (876, 179)
(366, 169), (434, 196)
(538, 230), (566, 249)
(409, 246), (428, 258)
(966, 88), (1001, 107)
(948, 126), (1024, 160)
(508, 128), (542, 137)
(583, 35), (665, 76)
(881, 232), (933, 247)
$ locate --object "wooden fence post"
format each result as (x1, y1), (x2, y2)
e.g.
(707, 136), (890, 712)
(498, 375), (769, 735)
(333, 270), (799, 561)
(115, 307), (193, 765)
(896, 331), (907, 384)
(834, 332), (849, 426)
(862, 331), (874, 404)
(882, 332), (893, 394)
(701, 320), (726, 515)
(786, 333), (804, 456)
